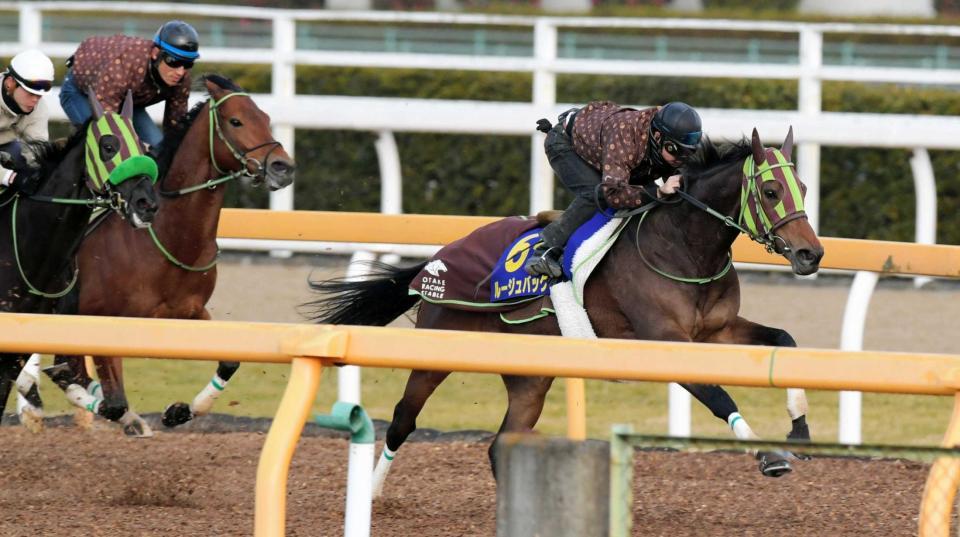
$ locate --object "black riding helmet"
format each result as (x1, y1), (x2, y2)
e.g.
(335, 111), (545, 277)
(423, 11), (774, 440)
(153, 20), (200, 61)
(648, 102), (702, 168)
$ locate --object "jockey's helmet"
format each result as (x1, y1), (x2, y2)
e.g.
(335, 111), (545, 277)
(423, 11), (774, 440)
(7, 49), (54, 95)
(153, 20), (200, 62)
(649, 102), (702, 168)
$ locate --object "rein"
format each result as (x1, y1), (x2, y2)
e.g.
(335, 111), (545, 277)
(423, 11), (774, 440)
(151, 91), (282, 272)
(631, 154), (801, 285)
(10, 195), (79, 298)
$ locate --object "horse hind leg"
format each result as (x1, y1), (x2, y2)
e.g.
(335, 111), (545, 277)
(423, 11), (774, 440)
(488, 375), (555, 478)
(373, 369), (451, 499)
(162, 361), (240, 428)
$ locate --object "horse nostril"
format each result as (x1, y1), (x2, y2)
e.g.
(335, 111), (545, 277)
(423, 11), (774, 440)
(796, 249), (819, 265)
(270, 160), (294, 175)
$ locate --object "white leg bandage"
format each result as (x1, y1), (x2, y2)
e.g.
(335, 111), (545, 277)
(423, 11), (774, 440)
(371, 446), (396, 499)
(728, 412), (758, 440)
(786, 388), (808, 420)
(14, 353), (41, 396)
(65, 384), (102, 414)
(190, 374), (227, 416)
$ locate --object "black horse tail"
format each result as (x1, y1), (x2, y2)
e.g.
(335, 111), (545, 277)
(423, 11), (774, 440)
(301, 260), (426, 326)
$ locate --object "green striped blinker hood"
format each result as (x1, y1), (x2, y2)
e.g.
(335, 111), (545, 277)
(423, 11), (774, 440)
(83, 91), (158, 194)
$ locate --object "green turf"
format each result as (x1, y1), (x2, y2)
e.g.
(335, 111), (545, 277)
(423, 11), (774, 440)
(7, 356), (953, 446)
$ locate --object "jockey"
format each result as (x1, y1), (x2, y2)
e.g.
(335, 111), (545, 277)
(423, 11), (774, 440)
(525, 101), (703, 278)
(0, 49), (54, 195)
(59, 20), (200, 153)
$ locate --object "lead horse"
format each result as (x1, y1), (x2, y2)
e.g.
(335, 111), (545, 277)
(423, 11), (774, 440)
(0, 91), (160, 427)
(304, 128), (824, 493)
(46, 75), (296, 435)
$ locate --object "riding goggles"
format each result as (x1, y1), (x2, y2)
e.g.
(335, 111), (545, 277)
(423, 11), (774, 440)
(160, 53), (195, 70)
(8, 68), (52, 95)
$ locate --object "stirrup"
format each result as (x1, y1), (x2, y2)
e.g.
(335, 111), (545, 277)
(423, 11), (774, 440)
(525, 246), (564, 278)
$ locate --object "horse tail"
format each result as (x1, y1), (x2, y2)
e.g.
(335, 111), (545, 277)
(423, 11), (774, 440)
(302, 260), (426, 326)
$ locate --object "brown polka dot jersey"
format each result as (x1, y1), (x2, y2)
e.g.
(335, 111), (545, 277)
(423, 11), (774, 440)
(570, 101), (663, 209)
(69, 35), (190, 132)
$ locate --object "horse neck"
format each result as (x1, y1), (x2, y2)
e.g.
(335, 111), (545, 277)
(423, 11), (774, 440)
(12, 145), (90, 310)
(155, 105), (226, 247)
(633, 162), (744, 274)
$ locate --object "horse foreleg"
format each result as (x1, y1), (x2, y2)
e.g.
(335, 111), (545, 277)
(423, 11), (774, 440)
(92, 355), (154, 437)
(490, 375), (555, 477)
(374, 369), (451, 498)
(161, 361), (239, 428)
(14, 354), (43, 432)
(713, 316), (811, 442)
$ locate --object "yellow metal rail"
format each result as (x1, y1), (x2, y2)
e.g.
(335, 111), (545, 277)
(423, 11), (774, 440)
(218, 209), (960, 278)
(3, 312), (960, 535)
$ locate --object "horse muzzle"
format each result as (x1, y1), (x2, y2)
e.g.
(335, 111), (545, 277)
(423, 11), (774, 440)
(787, 246), (823, 276)
(265, 157), (296, 191)
(124, 175), (160, 228)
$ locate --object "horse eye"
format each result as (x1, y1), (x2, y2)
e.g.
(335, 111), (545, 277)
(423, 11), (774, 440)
(229, 118), (243, 127)
(763, 189), (778, 200)
(99, 135), (120, 161)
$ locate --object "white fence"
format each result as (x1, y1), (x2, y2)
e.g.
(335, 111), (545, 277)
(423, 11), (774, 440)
(4, 1), (960, 443)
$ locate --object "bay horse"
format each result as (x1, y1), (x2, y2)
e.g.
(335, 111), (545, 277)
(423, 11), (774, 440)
(304, 128), (824, 492)
(0, 91), (160, 428)
(46, 75), (295, 436)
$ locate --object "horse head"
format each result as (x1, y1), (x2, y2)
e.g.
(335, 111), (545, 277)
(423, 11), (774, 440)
(744, 127), (823, 275)
(204, 76), (296, 191)
(84, 90), (160, 228)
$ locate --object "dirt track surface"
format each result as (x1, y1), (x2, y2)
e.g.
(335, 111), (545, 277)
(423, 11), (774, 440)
(0, 426), (934, 536)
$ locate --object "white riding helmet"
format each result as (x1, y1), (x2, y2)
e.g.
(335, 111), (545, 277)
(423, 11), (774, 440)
(7, 49), (54, 95)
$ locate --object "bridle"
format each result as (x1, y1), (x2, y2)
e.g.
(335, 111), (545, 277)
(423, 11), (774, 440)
(151, 91), (284, 272)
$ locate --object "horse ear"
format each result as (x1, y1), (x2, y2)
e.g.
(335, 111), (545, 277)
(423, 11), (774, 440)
(781, 126), (794, 160)
(121, 90), (134, 120)
(751, 128), (766, 166)
(204, 77), (228, 101)
(86, 88), (104, 120)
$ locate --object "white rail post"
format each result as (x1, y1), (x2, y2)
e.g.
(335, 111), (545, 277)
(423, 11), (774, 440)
(797, 26), (823, 233)
(530, 18), (557, 214)
(838, 270), (878, 444)
(668, 383), (691, 437)
(910, 148), (936, 288)
(270, 14), (296, 258)
(18, 4), (41, 48)
(375, 130), (403, 265)
(338, 251), (377, 405)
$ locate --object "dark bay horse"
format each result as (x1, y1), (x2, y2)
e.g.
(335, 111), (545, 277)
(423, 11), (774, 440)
(304, 128), (824, 492)
(46, 75), (296, 436)
(0, 92), (160, 428)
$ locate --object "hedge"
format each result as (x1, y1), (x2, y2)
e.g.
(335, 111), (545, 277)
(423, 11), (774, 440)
(45, 62), (959, 244)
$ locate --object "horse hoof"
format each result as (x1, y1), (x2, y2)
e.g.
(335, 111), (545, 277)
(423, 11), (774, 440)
(19, 408), (44, 433)
(758, 452), (793, 478)
(162, 402), (194, 428)
(98, 404), (127, 422)
(73, 408), (94, 430)
(122, 419), (154, 438)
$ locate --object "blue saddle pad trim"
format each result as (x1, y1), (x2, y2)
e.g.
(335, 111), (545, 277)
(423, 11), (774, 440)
(561, 209), (615, 278)
(489, 209), (615, 302)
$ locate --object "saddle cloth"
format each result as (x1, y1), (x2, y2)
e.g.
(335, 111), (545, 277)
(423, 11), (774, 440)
(408, 211), (630, 321)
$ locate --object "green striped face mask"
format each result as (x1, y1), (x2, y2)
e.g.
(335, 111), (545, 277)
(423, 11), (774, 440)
(83, 92), (158, 194)
(739, 147), (807, 239)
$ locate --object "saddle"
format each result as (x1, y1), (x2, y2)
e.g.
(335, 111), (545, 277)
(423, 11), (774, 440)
(408, 210), (627, 322)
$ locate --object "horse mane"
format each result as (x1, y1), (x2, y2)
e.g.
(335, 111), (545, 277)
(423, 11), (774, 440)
(22, 119), (92, 183)
(154, 73), (245, 178)
(681, 136), (753, 182)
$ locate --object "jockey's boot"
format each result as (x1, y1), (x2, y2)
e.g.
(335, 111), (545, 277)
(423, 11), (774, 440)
(525, 242), (564, 279)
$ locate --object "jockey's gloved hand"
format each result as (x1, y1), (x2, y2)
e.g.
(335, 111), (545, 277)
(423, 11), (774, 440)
(11, 171), (41, 196)
(536, 118), (553, 133)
